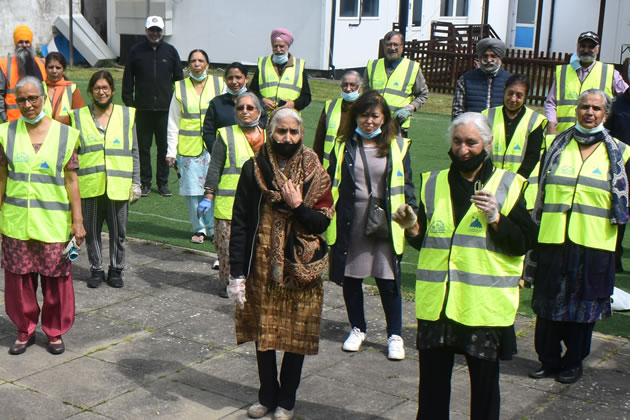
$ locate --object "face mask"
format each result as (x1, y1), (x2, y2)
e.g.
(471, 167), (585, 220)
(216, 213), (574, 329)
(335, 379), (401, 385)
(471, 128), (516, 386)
(355, 126), (382, 139)
(569, 53), (582, 71)
(480, 60), (500, 75)
(575, 121), (605, 135)
(227, 86), (247, 96)
(94, 96), (114, 110)
(20, 110), (45, 125)
(189, 71), (207, 82)
(341, 90), (359, 102)
(448, 148), (488, 173)
(237, 115), (260, 128)
(272, 53), (288, 65)
(271, 139), (301, 159)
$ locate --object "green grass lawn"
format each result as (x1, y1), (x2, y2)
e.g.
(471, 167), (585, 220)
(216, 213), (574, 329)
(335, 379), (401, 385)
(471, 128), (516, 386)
(66, 68), (630, 338)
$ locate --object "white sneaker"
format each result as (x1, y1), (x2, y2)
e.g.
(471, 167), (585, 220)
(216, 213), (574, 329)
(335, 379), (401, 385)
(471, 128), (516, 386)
(387, 334), (405, 360)
(342, 327), (366, 352)
(247, 402), (270, 418)
(212, 259), (220, 270)
(273, 406), (295, 420)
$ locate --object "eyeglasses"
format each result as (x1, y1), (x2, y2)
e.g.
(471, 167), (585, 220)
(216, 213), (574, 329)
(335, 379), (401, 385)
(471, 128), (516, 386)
(15, 95), (41, 106)
(236, 105), (256, 111)
(92, 86), (111, 93)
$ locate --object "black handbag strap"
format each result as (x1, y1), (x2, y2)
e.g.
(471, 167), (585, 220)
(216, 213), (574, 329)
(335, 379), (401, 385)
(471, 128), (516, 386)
(357, 140), (375, 198)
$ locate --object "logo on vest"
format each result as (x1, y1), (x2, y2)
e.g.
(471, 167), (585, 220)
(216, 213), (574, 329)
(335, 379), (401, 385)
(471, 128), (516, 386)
(238, 156), (249, 166)
(14, 152), (29, 163)
(592, 168), (602, 175)
(557, 166), (573, 176)
(397, 170), (403, 177)
(285, 76), (290, 81)
(393, 82), (400, 86)
(428, 220), (446, 234)
(40, 161), (50, 169)
(468, 216), (483, 232)
(113, 139), (121, 144)
(514, 145), (521, 151)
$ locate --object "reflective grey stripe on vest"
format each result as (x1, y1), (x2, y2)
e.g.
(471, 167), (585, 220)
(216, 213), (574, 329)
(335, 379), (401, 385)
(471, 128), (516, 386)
(179, 80), (203, 119)
(573, 202), (610, 218)
(5, 121), (17, 170)
(558, 116), (576, 123)
(528, 176), (538, 184)
(277, 59), (302, 93)
(77, 165), (105, 176)
(106, 169), (133, 178)
(382, 61), (417, 99)
(79, 143), (104, 154)
(450, 269), (520, 288)
(556, 65), (574, 105)
(527, 111), (541, 133)
(6, 104), (18, 109)
(369, 60), (378, 89)
(487, 107), (496, 126)
(452, 232), (503, 254)
(421, 236), (451, 250)
(122, 106), (130, 150)
(424, 171), (439, 221)
(4, 196), (70, 211)
(260, 56), (271, 89)
(225, 125), (239, 172)
(66, 85), (73, 108)
(105, 148), (132, 157)
(179, 129), (200, 136)
(212, 76), (221, 97)
(543, 203), (570, 213)
(73, 109), (87, 151)
(9, 172), (64, 186)
(391, 185), (404, 196)
(547, 174), (609, 191)
(599, 64), (610, 91)
(416, 268), (447, 282)
(6, 53), (11, 88)
(182, 111), (202, 119)
(493, 170), (515, 209)
(324, 99), (340, 143)
(216, 189), (236, 197)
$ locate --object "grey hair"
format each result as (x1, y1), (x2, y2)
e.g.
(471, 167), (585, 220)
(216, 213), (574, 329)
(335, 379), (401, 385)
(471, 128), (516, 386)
(577, 89), (612, 113)
(269, 107), (303, 134)
(384, 31), (404, 42)
(15, 76), (44, 96)
(235, 91), (263, 115)
(448, 112), (493, 147)
(342, 70), (362, 86)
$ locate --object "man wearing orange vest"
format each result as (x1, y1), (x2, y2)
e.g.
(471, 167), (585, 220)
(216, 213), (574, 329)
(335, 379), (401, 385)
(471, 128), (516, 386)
(0, 25), (47, 122)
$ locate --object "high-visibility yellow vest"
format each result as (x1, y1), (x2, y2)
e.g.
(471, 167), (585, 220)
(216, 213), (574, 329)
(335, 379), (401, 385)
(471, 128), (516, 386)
(555, 62), (614, 133)
(42, 82), (76, 121)
(70, 105), (136, 200)
(538, 138), (630, 251)
(367, 57), (420, 128)
(257, 55), (305, 106)
(0, 119), (78, 242)
(326, 136), (409, 255)
(174, 76), (223, 156)
(483, 106), (546, 208)
(415, 168), (526, 326)
(322, 98), (343, 169)
(214, 125), (263, 220)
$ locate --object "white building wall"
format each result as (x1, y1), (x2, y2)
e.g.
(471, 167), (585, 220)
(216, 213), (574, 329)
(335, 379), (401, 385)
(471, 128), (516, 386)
(601, 0), (630, 64)
(0, 0), (71, 56)
(547, 0), (598, 57)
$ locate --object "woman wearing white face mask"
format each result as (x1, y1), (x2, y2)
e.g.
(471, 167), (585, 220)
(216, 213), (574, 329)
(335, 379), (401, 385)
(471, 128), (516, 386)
(313, 70), (362, 169)
(166, 49), (224, 245)
(249, 28), (311, 114)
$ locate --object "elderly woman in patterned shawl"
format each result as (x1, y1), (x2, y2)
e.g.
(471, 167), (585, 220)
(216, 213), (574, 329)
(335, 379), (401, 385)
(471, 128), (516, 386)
(227, 107), (333, 420)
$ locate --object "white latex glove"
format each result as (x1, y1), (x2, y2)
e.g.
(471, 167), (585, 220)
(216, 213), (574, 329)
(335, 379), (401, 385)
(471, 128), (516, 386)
(391, 203), (417, 229)
(227, 276), (247, 309)
(471, 190), (500, 224)
(129, 184), (142, 205)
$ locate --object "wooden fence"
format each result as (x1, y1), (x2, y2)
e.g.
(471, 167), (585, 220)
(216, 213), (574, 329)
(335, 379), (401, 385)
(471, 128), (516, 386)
(404, 40), (571, 106)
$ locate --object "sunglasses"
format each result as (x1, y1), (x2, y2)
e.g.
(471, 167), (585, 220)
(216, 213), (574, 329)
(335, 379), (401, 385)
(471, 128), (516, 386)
(236, 104), (256, 111)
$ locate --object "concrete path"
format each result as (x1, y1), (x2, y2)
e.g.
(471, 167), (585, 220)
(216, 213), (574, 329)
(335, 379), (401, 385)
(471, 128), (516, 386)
(0, 238), (629, 419)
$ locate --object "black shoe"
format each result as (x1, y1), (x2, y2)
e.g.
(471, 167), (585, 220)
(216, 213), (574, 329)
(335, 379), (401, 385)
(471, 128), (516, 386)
(528, 364), (557, 379)
(141, 185), (151, 197)
(107, 268), (124, 288)
(557, 365), (583, 384)
(158, 185), (172, 197)
(9, 335), (35, 355)
(87, 270), (105, 288)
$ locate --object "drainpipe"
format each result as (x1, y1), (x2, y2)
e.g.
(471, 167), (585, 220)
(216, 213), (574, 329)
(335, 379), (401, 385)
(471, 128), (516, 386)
(69, 0), (74, 67)
(329, 0), (337, 78)
(546, 0), (555, 54)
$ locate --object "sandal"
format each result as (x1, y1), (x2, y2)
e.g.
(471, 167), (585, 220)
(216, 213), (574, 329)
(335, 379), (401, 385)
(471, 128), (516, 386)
(191, 232), (205, 244)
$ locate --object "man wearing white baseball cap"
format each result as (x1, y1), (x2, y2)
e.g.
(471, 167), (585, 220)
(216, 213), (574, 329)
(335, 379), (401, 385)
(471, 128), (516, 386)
(123, 16), (184, 197)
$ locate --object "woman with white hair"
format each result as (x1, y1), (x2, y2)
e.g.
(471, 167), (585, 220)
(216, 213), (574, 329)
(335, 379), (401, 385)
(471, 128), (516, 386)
(228, 107), (333, 420)
(410, 112), (536, 419)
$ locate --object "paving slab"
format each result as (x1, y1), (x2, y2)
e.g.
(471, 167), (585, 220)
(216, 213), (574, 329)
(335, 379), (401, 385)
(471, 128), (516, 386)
(0, 382), (81, 418)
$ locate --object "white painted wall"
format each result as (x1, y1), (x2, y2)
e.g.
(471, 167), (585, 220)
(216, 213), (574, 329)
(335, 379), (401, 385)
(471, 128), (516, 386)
(0, 0), (72, 56)
(601, 0), (630, 64)
(547, 0), (598, 57)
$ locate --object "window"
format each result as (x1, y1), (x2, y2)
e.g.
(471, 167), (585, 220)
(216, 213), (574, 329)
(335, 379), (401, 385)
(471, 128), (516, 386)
(440, 0), (468, 17)
(412, 0), (422, 26)
(340, 0), (380, 17)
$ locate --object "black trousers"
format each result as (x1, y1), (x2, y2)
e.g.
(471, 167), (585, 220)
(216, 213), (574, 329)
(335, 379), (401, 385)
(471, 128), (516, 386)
(417, 348), (500, 420)
(136, 110), (169, 188)
(534, 317), (595, 371)
(256, 348), (305, 411)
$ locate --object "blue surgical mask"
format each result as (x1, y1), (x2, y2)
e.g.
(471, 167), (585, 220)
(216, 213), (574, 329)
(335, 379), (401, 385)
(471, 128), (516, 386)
(20, 110), (45, 125)
(272, 53), (288, 65)
(355, 126), (382, 139)
(237, 115), (261, 128)
(189, 71), (207, 82)
(569, 53), (582, 71)
(227, 86), (247, 96)
(341, 90), (360, 102)
(575, 122), (605, 134)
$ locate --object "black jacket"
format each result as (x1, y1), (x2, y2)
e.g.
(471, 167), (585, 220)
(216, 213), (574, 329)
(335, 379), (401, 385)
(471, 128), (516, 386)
(326, 135), (418, 288)
(122, 39), (184, 111)
(229, 150), (332, 279)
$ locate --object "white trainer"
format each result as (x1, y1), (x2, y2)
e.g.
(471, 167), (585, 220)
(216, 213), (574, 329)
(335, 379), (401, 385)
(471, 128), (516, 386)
(342, 327), (366, 352)
(273, 406), (295, 420)
(212, 259), (220, 270)
(387, 334), (405, 360)
(247, 402), (270, 419)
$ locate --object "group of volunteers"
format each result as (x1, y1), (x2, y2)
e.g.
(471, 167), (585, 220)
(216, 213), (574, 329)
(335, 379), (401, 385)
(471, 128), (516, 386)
(0, 15), (628, 420)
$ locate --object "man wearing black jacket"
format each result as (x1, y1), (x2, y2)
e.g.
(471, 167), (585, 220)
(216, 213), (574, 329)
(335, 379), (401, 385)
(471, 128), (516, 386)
(122, 16), (184, 197)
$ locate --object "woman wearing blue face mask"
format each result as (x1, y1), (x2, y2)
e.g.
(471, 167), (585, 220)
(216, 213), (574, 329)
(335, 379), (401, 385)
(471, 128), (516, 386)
(313, 70), (362, 169)
(529, 89), (630, 385)
(166, 49), (224, 245)
(248, 28), (311, 114)
(326, 90), (418, 361)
